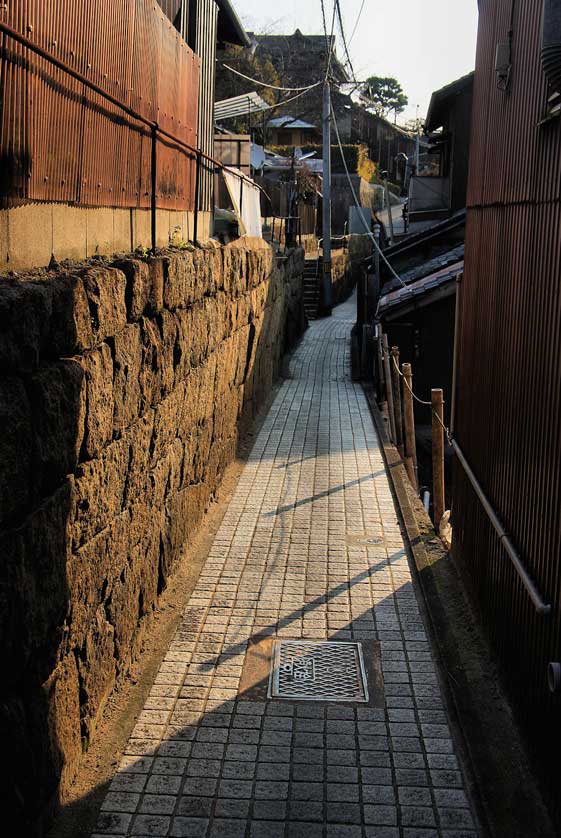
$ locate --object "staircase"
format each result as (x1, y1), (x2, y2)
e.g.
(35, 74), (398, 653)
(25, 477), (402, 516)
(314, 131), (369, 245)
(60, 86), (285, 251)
(303, 258), (321, 320)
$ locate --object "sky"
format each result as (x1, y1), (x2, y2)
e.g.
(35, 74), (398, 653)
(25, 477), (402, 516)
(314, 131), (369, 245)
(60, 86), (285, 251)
(232, 0), (480, 122)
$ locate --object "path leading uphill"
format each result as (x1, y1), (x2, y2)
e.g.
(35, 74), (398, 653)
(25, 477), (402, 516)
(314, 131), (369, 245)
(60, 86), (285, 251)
(93, 293), (479, 838)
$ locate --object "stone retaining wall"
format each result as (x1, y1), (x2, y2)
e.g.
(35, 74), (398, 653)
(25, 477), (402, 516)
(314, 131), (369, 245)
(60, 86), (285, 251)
(0, 238), (305, 833)
(331, 235), (373, 306)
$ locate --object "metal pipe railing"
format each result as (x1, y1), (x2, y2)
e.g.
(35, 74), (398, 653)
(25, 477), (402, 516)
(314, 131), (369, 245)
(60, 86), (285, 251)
(451, 440), (551, 616)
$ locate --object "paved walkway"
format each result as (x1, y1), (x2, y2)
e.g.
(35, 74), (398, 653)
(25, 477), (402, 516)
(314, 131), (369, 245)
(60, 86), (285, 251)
(93, 294), (479, 838)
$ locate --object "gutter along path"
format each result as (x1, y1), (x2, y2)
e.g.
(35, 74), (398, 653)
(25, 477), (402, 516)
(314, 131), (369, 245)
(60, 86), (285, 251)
(92, 294), (479, 838)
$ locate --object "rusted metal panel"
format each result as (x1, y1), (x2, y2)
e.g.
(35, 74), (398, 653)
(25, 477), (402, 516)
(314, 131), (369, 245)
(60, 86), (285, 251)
(456, 0), (561, 826)
(0, 0), (199, 211)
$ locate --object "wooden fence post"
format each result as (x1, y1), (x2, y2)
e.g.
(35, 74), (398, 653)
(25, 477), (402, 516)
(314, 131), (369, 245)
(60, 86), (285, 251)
(391, 347), (404, 457)
(382, 334), (396, 443)
(402, 363), (418, 491)
(431, 388), (445, 530)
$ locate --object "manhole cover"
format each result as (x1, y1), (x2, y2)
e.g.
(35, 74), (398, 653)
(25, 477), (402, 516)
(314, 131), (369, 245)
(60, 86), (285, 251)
(268, 640), (369, 702)
(346, 532), (384, 547)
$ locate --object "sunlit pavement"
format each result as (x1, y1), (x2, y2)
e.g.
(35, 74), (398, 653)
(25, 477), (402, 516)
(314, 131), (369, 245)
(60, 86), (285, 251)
(93, 293), (479, 838)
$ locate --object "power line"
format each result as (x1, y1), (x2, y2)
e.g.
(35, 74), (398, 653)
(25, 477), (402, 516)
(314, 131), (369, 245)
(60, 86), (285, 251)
(321, 0), (338, 80)
(222, 64), (323, 93)
(334, 0), (358, 84)
(348, 0), (366, 46)
(259, 85), (322, 114)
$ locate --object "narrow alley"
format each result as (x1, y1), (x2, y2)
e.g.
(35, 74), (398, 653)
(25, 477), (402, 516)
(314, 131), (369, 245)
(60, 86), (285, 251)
(93, 294), (478, 838)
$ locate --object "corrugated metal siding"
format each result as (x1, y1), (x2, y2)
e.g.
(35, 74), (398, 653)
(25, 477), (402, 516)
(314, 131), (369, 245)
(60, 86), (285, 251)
(191, 0), (218, 212)
(0, 0), (199, 211)
(455, 0), (561, 825)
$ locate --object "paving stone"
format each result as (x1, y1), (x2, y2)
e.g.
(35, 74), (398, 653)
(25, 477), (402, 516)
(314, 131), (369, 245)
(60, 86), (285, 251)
(325, 801), (362, 823)
(287, 824), (323, 838)
(129, 814), (170, 835)
(208, 819), (245, 838)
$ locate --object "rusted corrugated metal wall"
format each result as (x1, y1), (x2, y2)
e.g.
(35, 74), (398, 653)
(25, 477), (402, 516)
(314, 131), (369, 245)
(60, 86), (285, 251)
(454, 0), (561, 824)
(0, 0), (199, 211)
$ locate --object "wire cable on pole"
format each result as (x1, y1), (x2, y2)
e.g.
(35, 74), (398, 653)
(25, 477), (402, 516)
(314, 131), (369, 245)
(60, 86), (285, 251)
(335, 0), (358, 83)
(222, 64), (323, 93)
(321, 0), (338, 80)
(348, 0), (366, 46)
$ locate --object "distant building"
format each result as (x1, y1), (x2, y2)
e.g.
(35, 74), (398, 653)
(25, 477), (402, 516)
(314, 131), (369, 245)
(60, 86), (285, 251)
(349, 104), (417, 185)
(266, 116), (319, 147)
(408, 72), (474, 224)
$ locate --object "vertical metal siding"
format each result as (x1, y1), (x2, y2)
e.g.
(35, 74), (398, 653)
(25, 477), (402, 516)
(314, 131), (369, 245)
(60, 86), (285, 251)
(192, 0), (217, 212)
(0, 0), (199, 211)
(455, 0), (561, 826)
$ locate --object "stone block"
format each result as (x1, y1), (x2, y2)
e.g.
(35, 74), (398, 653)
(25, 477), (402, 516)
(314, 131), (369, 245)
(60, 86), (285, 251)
(0, 377), (32, 525)
(150, 385), (186, 467)
(0, 479), (75, 687)
(50, 274), (95, 355)
(140, 316), (165, 409)
(77, 607), (116, 743)
(163, 250), (196, 311)
(0, 278), (53, 371)
(114, 258), (152, 321)
(72, 436), (129, 548)
(68, 511), (130, 652)
(45, 652), (82, 800)
(29, 359), (86, 496)
(81, 343), (114, 459)
(112, 323), (142, 434)
(148, 257), (164, 313)
(81, 266), (127, 344)
(158, 309), (179, 396)
(122, 412), (155, 508)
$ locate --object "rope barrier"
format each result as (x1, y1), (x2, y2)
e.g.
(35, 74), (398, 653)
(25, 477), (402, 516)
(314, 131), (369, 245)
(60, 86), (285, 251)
(388, 352), (452, 442)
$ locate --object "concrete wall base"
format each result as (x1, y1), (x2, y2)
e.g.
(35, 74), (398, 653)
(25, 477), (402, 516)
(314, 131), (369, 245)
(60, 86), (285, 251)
(0, 205), (213, 272)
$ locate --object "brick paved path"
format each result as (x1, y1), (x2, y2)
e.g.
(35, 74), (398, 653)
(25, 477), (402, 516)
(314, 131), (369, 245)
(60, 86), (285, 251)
(93, 295), (479, 838)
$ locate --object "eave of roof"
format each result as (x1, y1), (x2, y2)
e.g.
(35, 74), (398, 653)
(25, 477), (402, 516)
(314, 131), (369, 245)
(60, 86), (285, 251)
(216, 0), (250, 47)
(426, 71), (474, 131)
(379, 261), (463, 316)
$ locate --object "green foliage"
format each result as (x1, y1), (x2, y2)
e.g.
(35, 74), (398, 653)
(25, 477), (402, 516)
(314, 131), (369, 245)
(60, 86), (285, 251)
(359, 76), (408, 118)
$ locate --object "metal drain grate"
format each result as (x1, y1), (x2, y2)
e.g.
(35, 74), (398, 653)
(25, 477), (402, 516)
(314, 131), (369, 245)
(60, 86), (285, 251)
(268, 640), (369, 702)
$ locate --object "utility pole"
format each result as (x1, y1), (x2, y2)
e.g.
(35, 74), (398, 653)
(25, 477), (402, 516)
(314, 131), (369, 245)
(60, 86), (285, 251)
(321, 79), (332, 316)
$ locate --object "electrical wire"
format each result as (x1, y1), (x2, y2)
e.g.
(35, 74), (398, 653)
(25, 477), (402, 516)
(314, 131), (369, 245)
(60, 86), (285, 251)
(335, 0), (358, 84)
(321, 0), (338, 80)
(348, 0), (366, 46)
(259, 85), (321, 113)
(330, 103), (407, 289)
(222, 64), (323, 93)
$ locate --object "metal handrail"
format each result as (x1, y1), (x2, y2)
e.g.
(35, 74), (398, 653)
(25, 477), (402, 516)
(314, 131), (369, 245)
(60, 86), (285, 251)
(0, 19), (258, 249)
(451, 440), (551, 616)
